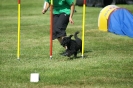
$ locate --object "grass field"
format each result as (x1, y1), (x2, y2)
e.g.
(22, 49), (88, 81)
(0, 0), (133, 88)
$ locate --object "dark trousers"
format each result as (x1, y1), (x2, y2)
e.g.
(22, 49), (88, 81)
(53, 13), (69, 40)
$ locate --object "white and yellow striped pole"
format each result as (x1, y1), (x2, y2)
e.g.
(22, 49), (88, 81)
(50, 0), (53, 59)
(17, 0), (21, 60)
(82, 0), (86, 58)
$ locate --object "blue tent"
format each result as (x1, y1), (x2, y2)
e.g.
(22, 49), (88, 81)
(108, 8), (133, 38)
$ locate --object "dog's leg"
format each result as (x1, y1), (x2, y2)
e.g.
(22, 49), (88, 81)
(61, 49), (69, 56)
(74, 52), (77, 58)
(80, 47), (82, 52)
(66, 49), (76, 57)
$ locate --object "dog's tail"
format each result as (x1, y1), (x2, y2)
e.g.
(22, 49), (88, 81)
(74, 31), (79, 39)
(69, 35), (73, 38)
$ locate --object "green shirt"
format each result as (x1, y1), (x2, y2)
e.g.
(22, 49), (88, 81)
(45, 0), (74, 14)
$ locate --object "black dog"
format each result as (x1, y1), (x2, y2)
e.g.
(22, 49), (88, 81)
(61, 31), (82, 58)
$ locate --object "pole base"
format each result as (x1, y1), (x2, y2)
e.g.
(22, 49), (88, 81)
(17, 58), (20, 60)
(50, 56), (52, 59)
(81, 55), (84, 59)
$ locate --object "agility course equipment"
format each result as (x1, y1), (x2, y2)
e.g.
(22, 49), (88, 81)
(17, 0), (21, 60)
(81, 0), (86, 58)
(98, 5), (119, 32)
(98, 5), (133, 38)
(17, 0), (86, 59)
(50, 0), (53, 59)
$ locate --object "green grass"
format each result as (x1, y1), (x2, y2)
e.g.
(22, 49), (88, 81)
(0, 0), (133, 88)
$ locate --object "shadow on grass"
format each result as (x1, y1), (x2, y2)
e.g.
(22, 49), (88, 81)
(63, 50), (93, 60)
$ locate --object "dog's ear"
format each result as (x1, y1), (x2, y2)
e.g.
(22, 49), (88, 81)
(69, 35), (73, 38)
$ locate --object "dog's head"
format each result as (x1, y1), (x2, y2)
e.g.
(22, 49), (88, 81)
(61, 35), (73, 47)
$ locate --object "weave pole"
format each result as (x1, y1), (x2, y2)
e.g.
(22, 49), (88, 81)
(50, 0), (53, 59)
(81, 0), (86, 58)
(17, 0), (21, 60)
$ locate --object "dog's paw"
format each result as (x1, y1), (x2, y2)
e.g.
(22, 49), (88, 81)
(60, 51), (68, 56)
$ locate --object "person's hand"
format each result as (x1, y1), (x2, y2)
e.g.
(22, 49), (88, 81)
(42, 9), (47, 14)
(69, 17), (74, 24)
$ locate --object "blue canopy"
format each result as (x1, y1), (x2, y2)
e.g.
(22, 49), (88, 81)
(108, 8), (133, 38)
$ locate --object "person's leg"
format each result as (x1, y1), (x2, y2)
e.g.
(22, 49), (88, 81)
(53, 14), (66, 47)
(54, 13), (69, 38)
(53, 14), (69, 55)
(57, 13), (69, 50)
(57, 37), (67, 49)
(57, 37), (63, 44)
(53, 13), (69, 43)
(53, 14), (59, 40)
